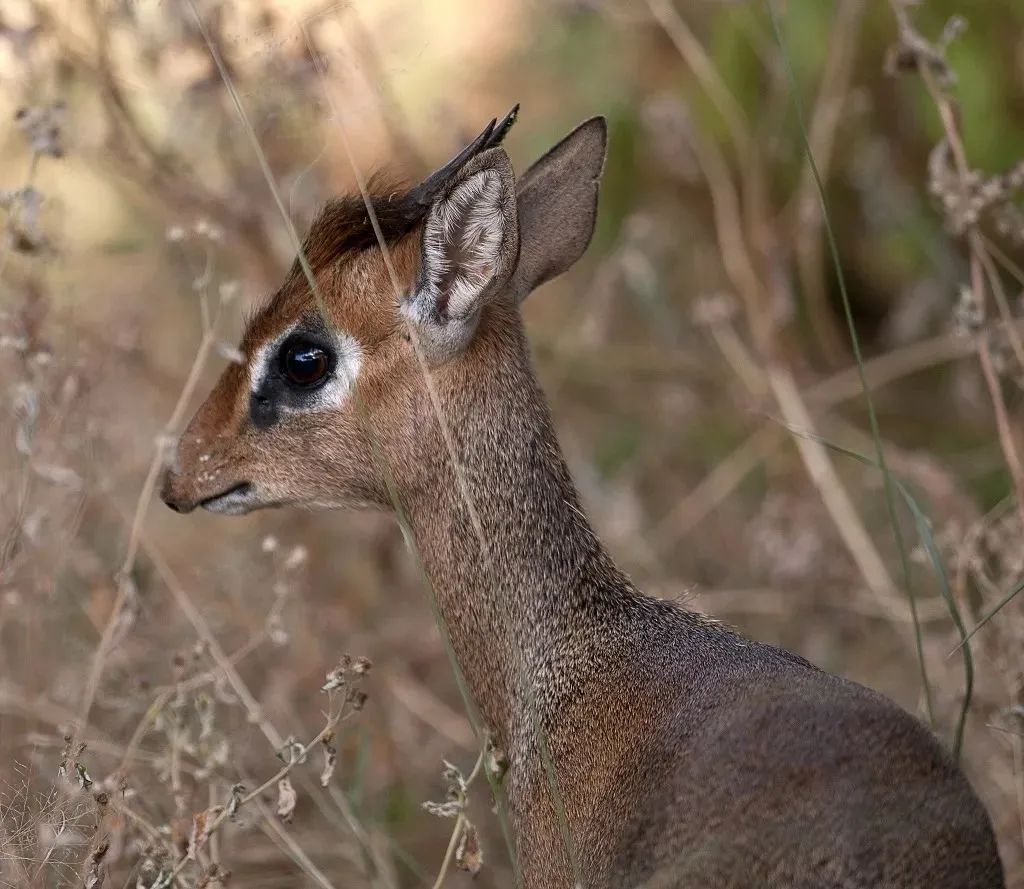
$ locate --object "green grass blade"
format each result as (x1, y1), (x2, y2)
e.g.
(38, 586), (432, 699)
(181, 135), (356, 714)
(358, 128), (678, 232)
(764, 0), (934, 727)
(897, 484), (973, 760)
(951, 575), (1024, 655)
(775, 423), (974, 759)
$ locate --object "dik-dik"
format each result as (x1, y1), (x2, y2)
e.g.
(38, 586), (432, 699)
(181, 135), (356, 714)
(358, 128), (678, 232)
(161, 109), (1004, 888)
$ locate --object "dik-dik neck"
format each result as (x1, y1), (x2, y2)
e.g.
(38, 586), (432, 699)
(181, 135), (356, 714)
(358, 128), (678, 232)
(398, 320), (630, 747)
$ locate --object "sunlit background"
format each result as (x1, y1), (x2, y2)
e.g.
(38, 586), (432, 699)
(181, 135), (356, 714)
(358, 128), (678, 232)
(2, 0), (1024, 886)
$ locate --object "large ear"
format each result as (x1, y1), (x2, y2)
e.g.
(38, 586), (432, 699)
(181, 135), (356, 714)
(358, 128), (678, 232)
(510, 117), (607, 302)
(404, 147), (519, 363)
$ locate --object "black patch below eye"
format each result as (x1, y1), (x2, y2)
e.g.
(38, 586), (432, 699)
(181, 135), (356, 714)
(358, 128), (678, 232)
(250, 392), (278, 430)
(248, 321), (339, 431)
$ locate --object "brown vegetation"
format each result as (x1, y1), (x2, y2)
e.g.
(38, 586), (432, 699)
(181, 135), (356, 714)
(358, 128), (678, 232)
(1, 1), (1023, 886)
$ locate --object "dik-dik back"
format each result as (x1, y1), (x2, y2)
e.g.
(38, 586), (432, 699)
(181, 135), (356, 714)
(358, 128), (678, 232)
(162, 108), (1004, 887)
(604, 622), (1001, 887)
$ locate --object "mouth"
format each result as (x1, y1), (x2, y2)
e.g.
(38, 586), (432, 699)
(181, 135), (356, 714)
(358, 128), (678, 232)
(199, 482), (257, 516)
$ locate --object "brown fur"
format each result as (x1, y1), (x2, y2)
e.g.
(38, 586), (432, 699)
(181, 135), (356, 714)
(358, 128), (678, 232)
(162, 116), (1004, 888)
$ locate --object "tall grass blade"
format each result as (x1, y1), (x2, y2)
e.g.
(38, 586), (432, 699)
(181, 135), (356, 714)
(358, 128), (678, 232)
(764, 0), (934, 726)
(184, 4), (527, 883)
(898, 486), (972, 760)
(776, 424), (974, 759)
(951, 576), (1024, 655)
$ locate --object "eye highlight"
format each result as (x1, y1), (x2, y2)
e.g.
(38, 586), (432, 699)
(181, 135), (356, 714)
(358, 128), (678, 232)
(280, 340), (332, 388)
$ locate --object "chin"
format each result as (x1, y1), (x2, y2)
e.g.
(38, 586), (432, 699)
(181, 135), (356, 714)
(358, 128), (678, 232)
(200, 489), (377, 516)
(201, 497), (258, 516)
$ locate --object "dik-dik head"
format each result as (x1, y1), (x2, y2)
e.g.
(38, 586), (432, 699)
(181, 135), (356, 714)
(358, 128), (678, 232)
(160, 109), (607, 516)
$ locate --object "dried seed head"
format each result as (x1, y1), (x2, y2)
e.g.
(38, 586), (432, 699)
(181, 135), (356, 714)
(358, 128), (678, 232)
(456, 820), (483, 875)
(84, 840), (109, 889)
(227, 784), (245, 821)
(952, 283), (985, 337)
(14, 103), (66, 157)
(276, 777), (297, 822)
(321, 653), (371, 692)
(423, 758), (471, 818)
(319, 732), (338, 787)
(485, 736), (509, 784)
(188, 805), (224, 859)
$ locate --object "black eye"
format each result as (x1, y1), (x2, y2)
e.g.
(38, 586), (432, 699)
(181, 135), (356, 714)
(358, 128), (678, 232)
(281, 341), (330, 388)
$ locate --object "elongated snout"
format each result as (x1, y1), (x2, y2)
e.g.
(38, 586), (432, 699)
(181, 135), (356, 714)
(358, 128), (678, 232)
(160, 467), (255, 515)
(159, 435), (256, 515)
(160, 358), (260, 515)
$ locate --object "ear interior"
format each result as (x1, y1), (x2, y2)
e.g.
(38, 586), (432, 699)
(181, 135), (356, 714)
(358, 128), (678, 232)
(511, 117), (607, 302)
(420, 152), (517, 322)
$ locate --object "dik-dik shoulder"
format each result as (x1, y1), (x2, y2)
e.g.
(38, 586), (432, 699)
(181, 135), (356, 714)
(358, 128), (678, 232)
(609, 627), (1003, 888)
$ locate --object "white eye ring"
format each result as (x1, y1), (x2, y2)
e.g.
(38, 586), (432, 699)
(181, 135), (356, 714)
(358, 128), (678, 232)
(249, 322), (364, 414)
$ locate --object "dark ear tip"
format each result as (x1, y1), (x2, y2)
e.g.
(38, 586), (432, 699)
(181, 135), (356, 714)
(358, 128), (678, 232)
(575, 116), (608, 177)
(491, 104), (520, 146)
(580, 115), (608, 143)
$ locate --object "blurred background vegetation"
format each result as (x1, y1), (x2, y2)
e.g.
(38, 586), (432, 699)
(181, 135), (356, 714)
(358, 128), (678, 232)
(2, 0), (1023, 886)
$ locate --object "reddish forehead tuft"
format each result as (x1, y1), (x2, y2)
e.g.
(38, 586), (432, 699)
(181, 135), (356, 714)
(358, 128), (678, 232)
(293, 176), (424, 275)
(241, 210), (422, 355)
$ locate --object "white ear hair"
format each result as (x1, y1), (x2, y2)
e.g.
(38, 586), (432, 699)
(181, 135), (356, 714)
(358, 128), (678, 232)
(422, 168), (505, 320)
(403, 148), (518, 364)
